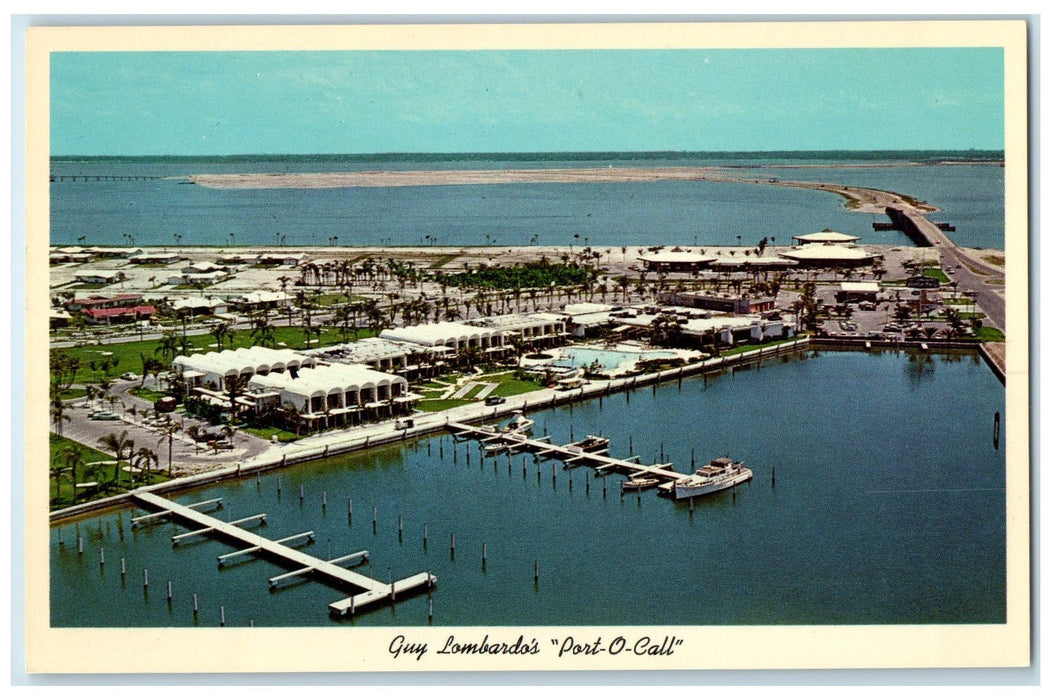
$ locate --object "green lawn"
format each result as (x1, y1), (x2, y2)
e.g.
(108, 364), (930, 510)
(973, 326), (1006, 342)
(922, 268), (951, 284)
(52, 325), (377, 384)
(240, 425), (302, 443)
(49, 433), (170, 507)
(129, 386), (168, 403)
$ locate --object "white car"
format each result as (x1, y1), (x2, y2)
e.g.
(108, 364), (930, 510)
(120, 372), (139, 381)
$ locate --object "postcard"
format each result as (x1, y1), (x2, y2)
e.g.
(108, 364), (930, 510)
(23, 19), (1029, 674)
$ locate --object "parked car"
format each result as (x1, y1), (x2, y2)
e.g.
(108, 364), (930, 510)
(120, 372), (139, 381)
(484, 396), (507, 406)
(90, 412), (119, 421)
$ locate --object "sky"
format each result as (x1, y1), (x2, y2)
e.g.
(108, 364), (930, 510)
(50, 48), (1005, 156)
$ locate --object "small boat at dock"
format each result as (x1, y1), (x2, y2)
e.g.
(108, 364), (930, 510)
(622, 476), (660, 491)
(566, 435), (610, 454)
(669, 457), (752, 499)
(502, 411), (534, 435)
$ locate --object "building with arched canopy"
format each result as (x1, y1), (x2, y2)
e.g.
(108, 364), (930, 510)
(173, 346), (317, 394)
(380, 321), (509, 362)
(247, 363), (413, 428)
(779, 244), (876, 268)
(791, 231), (861, 245)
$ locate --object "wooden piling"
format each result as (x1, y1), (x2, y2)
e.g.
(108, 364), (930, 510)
(450, 532), (456, 558)
(143, 568), (148, 588)
(398, 515), (403, 540)
(220, 606), (225, 626)
(299, 484), (304, 502)
(77, 537), (83, 555)
(534, 560), (539, 583)
(429, 598), (434, 623)
(167, 580), (172, 601)
(120, 558), (126, 576)
(348, 499), (353, 523)
(482, 542), (487, 569)
(423, 524), (428, 548)
(277, 476), (282, 493)
(99, 547), (104, 566)
(322, 491), (327, 509)
(372, 506), (377, 533)
(193, 593), (198, 613)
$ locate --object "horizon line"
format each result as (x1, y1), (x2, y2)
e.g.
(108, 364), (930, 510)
(51, 148), (1006, 161)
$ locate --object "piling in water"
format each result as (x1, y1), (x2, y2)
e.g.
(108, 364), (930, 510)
(193, 593), (198, 613)
(220, 606), (225, 626)
(167, 580), (172, 601)
(120, 558), (126, 576)
(99, 547), (104, 567)
(534, 560), (539, 583)
(143, 568), (148, 588)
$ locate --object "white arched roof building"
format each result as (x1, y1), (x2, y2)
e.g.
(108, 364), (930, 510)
(380, 321), (505, 352)
(248, 363), (409, 416)
(779, 244), (875, 267)
(173, 346), (316, 392)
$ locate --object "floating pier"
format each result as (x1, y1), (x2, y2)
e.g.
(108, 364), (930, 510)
(131, 491), (436, 618)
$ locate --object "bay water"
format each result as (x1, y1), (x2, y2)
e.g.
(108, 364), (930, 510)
(50, 349), (1006, 628)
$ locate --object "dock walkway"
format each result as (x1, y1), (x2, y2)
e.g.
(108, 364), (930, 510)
(131, 491), (435, 617)
(447, 422), (684, 483)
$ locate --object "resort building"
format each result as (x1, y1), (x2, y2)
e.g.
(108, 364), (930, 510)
(791, 231), (861, 245)
(614, 306), (795, 346)
(380, 321), (509, 360)
(66, 293), (155, 324)
(232, 290), (292, 312)
(167, 270), (230, 286)
(307, 337), (453, 381)
(173, 346), (318, 394)
(658, 290), (777, 314)
(468, 312), (570, 349)
(85, 246), (143, 259)
(181, 261), (228, 275)
(778, 244), (875, 268)
(129, 252), (187, 265)
(637, 249), (716, 273)
(66, 293), (144, 311)
(50, 251), (95, 264)
(169, 296), (230, 317)
(216, 252), (260, 266)
(258, 252), (310, 267)
(708, 254), (797, 272)
(836, 281), (881, 303)
(560, 303), (620, 338)
(245, 363), (415, 428)
(73, 270), (123, 286)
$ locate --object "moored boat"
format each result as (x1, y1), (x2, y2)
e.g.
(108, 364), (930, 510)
(671, 457), (752, 499)
(566, 435), (610, 454)
(621, 476), (660, 491)
(501, 411), (534, 435)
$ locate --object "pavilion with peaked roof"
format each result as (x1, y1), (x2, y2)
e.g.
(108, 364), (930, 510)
(792, 231), (861, 245)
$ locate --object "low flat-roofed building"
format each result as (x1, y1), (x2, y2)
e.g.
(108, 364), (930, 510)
(173, 346), (317, 393)
(836, 281), (881, 303)
(637, 249), (717, 272)
(68, 293), (144, 311)
(618, 306), (795, 346)
(258, 252), (309, 267)
(181, 261), (228, 274)
(779, 244), (874, 267)
(50, 251), (95, 264)
(658, 291), (776, 314)
(129, 252), (186, 265)
(50, 308), (73, 328)
(709, 255), (797, 271)
(170, 296), (229, 317)
(216, 252), (260, 265)
(168, 270), (230, 286)
(85, 246), (143, 259)
(81, 304), (156, 324)
(74, 270), (123, 285)
(233, 290), (291, 311)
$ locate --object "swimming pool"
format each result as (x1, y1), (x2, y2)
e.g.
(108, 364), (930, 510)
(554, 346), (678, 371)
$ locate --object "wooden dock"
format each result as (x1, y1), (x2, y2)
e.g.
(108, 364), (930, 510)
(447, 422), (686, 485)
(131, 491), (435, 618)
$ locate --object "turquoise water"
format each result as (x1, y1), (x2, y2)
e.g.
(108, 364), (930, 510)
(553, 347), (678, 371)
(50, 349), (1005, 628)
(48, 153), (1005, 249)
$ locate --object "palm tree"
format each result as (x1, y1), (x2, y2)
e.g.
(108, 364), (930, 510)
(155, 332), (182, 364)
(210, 320), (234, 352)
(58, 443), (85, 503)
(133, 446), (159, 484)
(97, 430), (134, 488)
(185, 424), (202, 454)
(50, 396), (70, 436)
(158, 417), (183, 476)
(50, 460), (72, 503)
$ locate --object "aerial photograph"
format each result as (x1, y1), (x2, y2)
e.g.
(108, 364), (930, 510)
(30, 21), (1027, 673)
